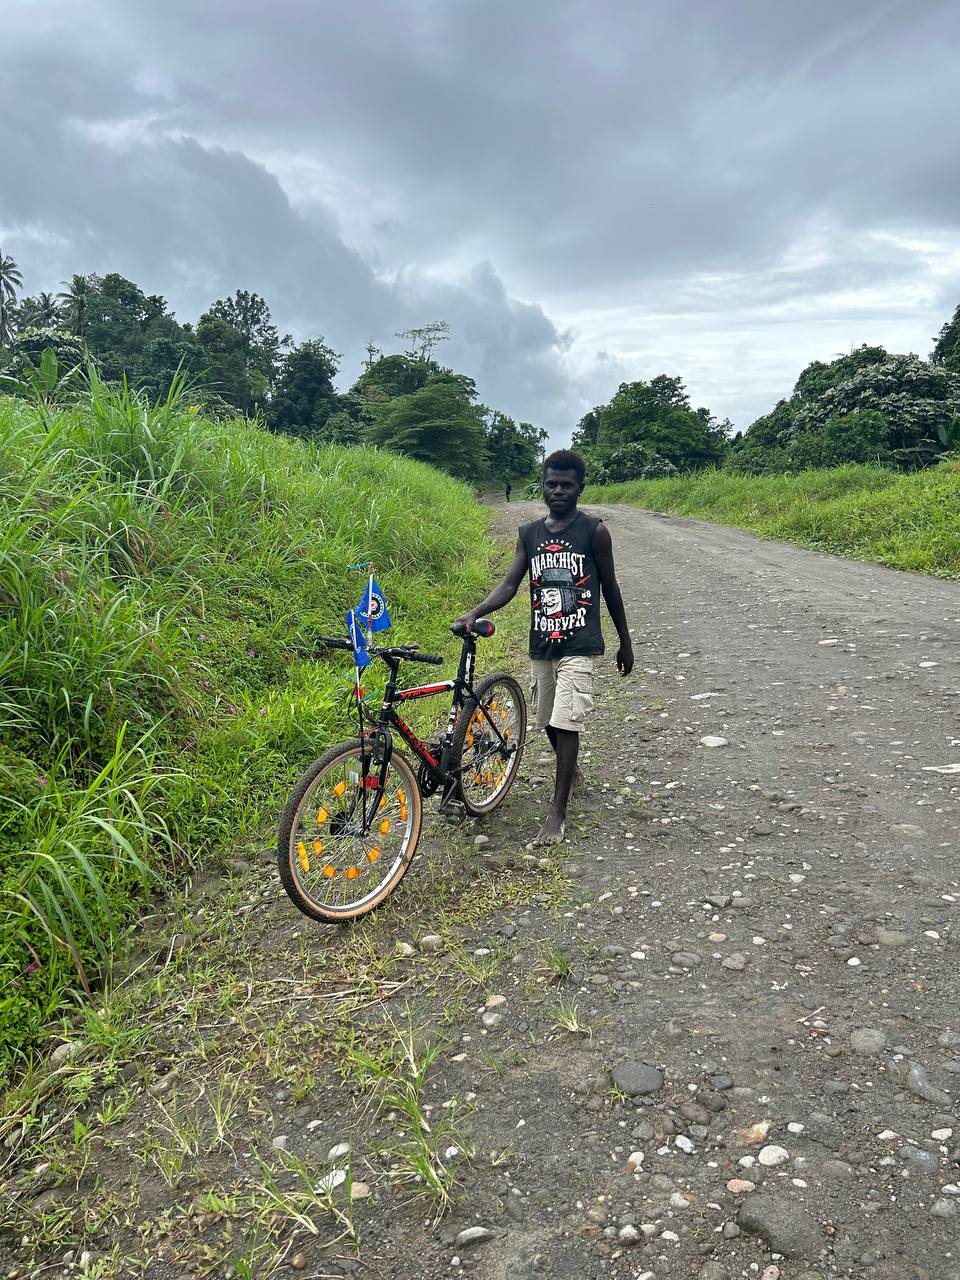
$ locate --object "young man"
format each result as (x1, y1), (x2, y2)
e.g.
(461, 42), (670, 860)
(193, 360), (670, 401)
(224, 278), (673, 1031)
(453, 449), (634, 845)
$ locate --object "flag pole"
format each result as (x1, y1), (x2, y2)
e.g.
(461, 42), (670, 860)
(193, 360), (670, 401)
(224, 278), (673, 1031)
(366, 564), (375, 641)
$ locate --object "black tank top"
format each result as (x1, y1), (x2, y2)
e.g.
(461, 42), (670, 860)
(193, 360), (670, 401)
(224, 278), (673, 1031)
(519, 511), (605, 659)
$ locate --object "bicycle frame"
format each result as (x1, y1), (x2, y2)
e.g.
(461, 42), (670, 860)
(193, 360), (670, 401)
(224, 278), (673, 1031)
(355, 634), (512, 824)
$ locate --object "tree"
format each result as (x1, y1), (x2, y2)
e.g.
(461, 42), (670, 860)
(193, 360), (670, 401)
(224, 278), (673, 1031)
(137, 332), (204, 400)
(0, 249), (23, 346)
(366, 373), (488, 479)
(84, 273), (177, 382)
(484, 411), (547, 481)
(932, 303), (960, 372)
(792, 346), (887, 403)
(352, 353), (433, 401)
(195, 313), (251, 412)
(591, 375), (726, 473)
(206, 290), (287, 382)
(571, 406), (602, 451)
(57, 274), (95, 337)
(23, 292), (60, 329)
(269, 338), (340, 437)
(394, 320), (449, 364)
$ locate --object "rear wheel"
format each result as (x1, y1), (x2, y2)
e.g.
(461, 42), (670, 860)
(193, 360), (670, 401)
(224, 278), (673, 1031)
(278, 739), (423, 923)
(452, 673), (527, 817)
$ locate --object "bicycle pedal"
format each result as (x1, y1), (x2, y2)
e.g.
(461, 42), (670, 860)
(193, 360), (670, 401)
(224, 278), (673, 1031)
(439, 800), (466, 824)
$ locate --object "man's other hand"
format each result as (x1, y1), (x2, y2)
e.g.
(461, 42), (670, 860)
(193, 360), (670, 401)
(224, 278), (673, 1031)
(616, 644), (634, 677)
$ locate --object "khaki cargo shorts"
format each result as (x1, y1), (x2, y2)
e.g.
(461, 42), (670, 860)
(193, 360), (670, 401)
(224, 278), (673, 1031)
(529, 655), (596, 733)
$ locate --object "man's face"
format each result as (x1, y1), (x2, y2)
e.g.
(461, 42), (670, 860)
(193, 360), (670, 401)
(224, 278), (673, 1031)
(542, 466), (583, 516)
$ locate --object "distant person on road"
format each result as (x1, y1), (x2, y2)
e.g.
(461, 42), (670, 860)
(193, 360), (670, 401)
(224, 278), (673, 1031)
(505, 480), (512, 502)
(453, 449), (634, 845)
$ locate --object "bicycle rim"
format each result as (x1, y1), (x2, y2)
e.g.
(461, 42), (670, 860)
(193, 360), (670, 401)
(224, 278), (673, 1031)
(457, 675), (526, 815)
(282, 745), (421, 920)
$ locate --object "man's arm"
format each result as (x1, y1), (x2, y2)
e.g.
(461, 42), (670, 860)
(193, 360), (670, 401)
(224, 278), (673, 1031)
(452, 538), (527, 632)
(592, 523), (634, 676)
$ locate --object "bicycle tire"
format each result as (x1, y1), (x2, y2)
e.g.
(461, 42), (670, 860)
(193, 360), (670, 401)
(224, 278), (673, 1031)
(278, 739), (423, 923)
(452, 672), (527, 817)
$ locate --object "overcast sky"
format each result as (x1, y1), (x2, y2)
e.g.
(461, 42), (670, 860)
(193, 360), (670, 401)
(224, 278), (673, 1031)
(4, 0), (960, 440)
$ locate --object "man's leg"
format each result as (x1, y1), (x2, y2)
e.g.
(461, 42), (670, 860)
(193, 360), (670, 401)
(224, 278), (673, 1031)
(534, 726), (578, 845)
(545, 724), (585, 794)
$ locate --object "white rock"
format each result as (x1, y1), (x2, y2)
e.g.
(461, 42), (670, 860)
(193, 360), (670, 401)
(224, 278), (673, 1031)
(328, 1141), (350, 1160)
(675, 1135), (695, 1154)
(932, 1127), (954, 1141)
(618, 1224), (640, 1244)
(315, 1169), (347, 1193)
(699, 735), (729, 748)
(455, 1226), (492, 1247)
(626, 1150), (645, 1171)
(485, 993), (506, 1008)
(758, 1144), (790, 1167)
(396, 941), (416, 957)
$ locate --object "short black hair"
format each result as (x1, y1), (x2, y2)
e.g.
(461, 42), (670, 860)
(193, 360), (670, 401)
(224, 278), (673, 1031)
(542, 448), (586, 483)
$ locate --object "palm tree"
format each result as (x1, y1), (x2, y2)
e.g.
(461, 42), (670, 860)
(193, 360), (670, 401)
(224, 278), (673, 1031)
(0, 248), (23, 346)
(57, 273), (93, 337)
(28, 292), (61, 329)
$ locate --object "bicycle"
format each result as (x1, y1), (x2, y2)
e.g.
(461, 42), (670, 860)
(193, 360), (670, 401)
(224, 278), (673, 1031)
(278, 619), (527, 923)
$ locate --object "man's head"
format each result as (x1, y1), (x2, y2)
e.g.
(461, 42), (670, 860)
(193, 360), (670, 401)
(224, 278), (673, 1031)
(542, 449), (586, 516)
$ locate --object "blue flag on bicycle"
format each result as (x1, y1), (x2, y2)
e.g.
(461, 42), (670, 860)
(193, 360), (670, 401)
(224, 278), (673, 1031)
(356, 576), (392, 632)
(345, 609), (371, 668)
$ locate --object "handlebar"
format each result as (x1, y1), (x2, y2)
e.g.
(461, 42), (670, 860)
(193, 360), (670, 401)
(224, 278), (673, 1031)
(316, 635), (444, 666)
(450, 618), (496, 638)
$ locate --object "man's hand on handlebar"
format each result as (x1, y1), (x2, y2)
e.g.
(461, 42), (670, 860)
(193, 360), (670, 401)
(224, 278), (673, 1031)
(451, 611), (480, 635)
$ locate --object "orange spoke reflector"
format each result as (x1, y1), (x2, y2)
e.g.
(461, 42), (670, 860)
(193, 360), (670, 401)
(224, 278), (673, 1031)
(367, 847), (381, 863)
(332, 781), (347, 798)
(296, 840), (310, 872)
(323, 864), (336, 878)
(379, 818), (390, 834)
(316, 807), (328, 824)
(486, 772), (494, 783)
(490, 701), (497, 711)
(345, 866), (361, 879)
(378, 795), (387, 810)
(399, 806), (408, 821)
(312, 839), (323, 854)
(504, 729), (511, 739)
(474, 774), (482, 784)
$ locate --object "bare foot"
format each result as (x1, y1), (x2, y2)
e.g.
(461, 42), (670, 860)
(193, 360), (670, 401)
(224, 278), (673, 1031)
(533, 813), (566, 846)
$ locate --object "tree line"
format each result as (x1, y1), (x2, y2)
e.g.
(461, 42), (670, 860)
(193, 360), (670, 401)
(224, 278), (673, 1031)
(0, 252), (546, 485)
(572, 302), (960, 482)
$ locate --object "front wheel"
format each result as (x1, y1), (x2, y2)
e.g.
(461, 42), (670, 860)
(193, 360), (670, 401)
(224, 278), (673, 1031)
(452, 672), (527, 817)
(278, 739), (423, 923)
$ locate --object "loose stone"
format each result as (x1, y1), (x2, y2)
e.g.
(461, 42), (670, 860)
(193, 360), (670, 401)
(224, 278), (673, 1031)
(850, 1027), (886, 1054)
(758, 1145), (790, 1167)
(455, 1226), (493, 1247)
(611, 1061), (664, 1096)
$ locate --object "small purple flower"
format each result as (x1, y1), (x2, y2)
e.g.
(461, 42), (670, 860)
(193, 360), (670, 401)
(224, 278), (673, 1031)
(202, 680), (211, 688)
(246, 647), (256, 658)
(226, 705), (237, 715)
(198, 632), (206, 642)
(259, 707), (266, 716)
(36, 774), (48, 787)
(25, 961), (39, 975)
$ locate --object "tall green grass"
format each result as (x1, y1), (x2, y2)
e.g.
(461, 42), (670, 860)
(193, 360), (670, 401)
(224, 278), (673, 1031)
(0, 382), (495, 1071)
(584, 462), (960, 578)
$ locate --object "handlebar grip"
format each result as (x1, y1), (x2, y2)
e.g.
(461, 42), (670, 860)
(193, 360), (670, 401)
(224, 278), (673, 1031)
(317, 635), (353, 652)
(407, 652), (444, 666)
(451, 617), (496, 638)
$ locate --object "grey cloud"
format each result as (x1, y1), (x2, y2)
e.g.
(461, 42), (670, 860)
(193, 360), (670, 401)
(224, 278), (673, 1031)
(3, 0), (960, 440)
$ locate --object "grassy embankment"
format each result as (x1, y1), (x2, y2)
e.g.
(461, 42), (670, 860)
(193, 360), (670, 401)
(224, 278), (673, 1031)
(585, 462), (960, 578)
(0, 382), (508, 1074)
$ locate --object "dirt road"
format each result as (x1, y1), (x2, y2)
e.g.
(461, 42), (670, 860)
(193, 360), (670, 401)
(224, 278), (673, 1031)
(3, 503), (958, 1280)
(454, 500), (960, 1280)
